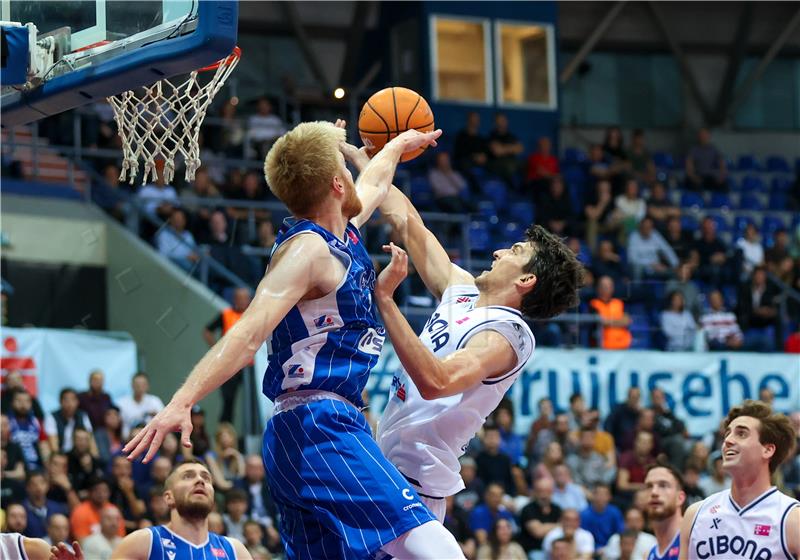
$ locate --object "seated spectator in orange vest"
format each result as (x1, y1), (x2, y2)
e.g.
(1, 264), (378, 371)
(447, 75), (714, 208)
(203, 287), (254, 423)
(69, 476), (126, 540)
(589, 276), (632, 350)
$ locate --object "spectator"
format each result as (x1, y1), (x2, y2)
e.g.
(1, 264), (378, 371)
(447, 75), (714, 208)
(44, 388), (93, 454)
(453, 111), (490, 193)
(627, 217), (679, 280)
(685, 128), (728, 191)
(455, 456), (485, 512)
(580, 483), (624, 554)
(660, 291), (697, 351)
(602, 127), (628, 166)
(551, 464), (588, 512)
(567, 393), (586, 432)
(243, 519), (265, 549)
(735, 222), (765, 277)
(699, 453), (730, 496)
(116, 372), (165, 438)
(70, 476), (125, 540)
(93, 406), (123, 466)
(476, 518), (526, 560)
(645, 182), (679, 233)
(208, 98), (245, 157)
(92, 164), (131, 223)
(247, 97), (286, 160)
(681, 460), (706, 506)
(43, 513), (71, 548)
(67, 428), (103, 493)
(518, 477), (562, 554)
(735, 265), (780, 351)
(487, 113), (524, 189)
(694, 217), (731, 287)
(550, 537), (575, 560)
(223, 488), (251, 542)
(649, 388), (688, 468)
(765, 228), (791, 272)
(494, 406), (524, 466)
(77, 370), (113, 431)
(584, 180), (615, 252)
(785, 324), (800, 353)
(527, 398), (554, 444)
(542, 508), (595, 560)
(254, 220), (277, 271)
(227, 171), (271, 232)
(155, 208), (200, 273)
(586, 144), (611, 186)
(602, 508), (656, 560)
(145, 486), (170, 526)
(616, 432), (656, 499)
(1, 413), (26, 483)
(532, 414), (575, 464)
(1, 370), (45, 420)
(80, 506), (123, 560)
(202, 287), (254, 423)
(476, 425), (515, 495)
(533, 441), (565, 485)
(9, 391), (50, 471)
(591, 240), (626, 288)
(469, 483), (517, 546)
(181, 166), (221, 238)
(235, 455), (281, 550)
(526, 136), (560, 198)
(590, 276), (632, 350)
(701, 290), (744, 351)
(428, 151), (470, 214)
(628, 129), (656, 185)
(6, 502), (28, 534)
(605, 387), (641, 454)
(108, 455), (146, 531)
(664, 216), (697, 265)
(45, 453), (79, 511)
(577, 409), (617, 471)
(566, 428), (616, 488)
(444, 494), (477, 560)
(189, 406), (212, 457)
(136, 161), (179, 221)
(610, 179), (646, 238)
(664, 262), (703, 319)
(22, 471), (68, 538)
(538, 176), (575, 236)
(206, 422), (245, 491)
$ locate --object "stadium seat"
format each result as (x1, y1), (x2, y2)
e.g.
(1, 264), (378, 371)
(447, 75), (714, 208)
(766, 156), (790, 173)
(470, 166), (486, 181)
(771, 176), (792, 192)
(469, 221), (491, 252)
(768, 193), (787, 211)
(562, 165), (587, 187)
(739, 175), (764, 192)
(502, 222), (522, 245)
(507, 201), (535, 225)
(475, 200), (499, 223)
(681, 215), (699, 232)
(563, 147), (587, 164)
(762, 215), (786, 235)
(680, 192), (705, 209)
(737, 154), (759, 171)
(739, 193), (763, 211)
(481, 180), (508, 208)
(652, 152), (674, 170)
(733, 216), (752, 237)
(708, 193), (732, 209)
(707, 214), (731, 233)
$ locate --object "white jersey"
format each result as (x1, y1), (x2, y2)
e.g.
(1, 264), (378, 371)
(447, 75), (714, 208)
(0, 533), (28, 560)
(376, 284), (535, 497)
(688, 486), (799, 560)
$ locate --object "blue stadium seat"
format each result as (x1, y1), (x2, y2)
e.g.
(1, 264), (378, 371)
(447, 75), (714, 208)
(681, 215), (699, 232)
(707, 214), (731, 233)
(470, 166), (486, 181)
(762, 215), (786, 235)
(475, 200), (499, 222)
(563, 148), (587, 164)
(410, 176), (432, 197)
(502, 222), (522, 245)
(766, 156), (790, 173)
(740, 174), (765, 192)
(739, 193), (763, 211)
(708, 193), (732, 209)
(726, 158), (737, 172)
(653, 152), (674, 170)
(562, 165), (587, 187)
(771, 176), (792, 192)
(481, 180), (508, 208)
(469, 221), (491, 252)
(737, 155), (759, 171)
(680, 192), (705, 209)
(768, 193), (787, 211)
(508, 201), (535, 225)
(733, 216), (753, 237)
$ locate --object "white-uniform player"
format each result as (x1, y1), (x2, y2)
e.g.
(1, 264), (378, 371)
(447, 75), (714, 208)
(366, 179), (583, 522)
(0, 533), (51, 560)
(680, 400), (800, 560)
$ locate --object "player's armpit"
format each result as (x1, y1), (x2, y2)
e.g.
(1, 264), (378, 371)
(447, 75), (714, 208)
(110, 529), (152, 560)
(787, 506), (800, 556)
(678, 501), (702, 560)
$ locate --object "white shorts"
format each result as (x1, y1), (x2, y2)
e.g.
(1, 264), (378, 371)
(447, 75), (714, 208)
(421, 494), (446, 522)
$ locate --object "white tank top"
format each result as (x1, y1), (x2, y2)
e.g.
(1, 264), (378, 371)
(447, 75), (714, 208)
(688, 486), (799, 560)
(376, 284), (535, 497)
(0, 533), (28, 560)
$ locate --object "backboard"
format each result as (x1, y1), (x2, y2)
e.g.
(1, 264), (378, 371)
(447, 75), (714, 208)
(1, 0), (237, 127)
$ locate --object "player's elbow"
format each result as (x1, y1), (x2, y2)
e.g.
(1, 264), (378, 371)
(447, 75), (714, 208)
(418, 384), (444, 400)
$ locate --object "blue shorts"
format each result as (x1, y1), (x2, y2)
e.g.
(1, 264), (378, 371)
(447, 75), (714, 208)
(262, 398), (436, 560)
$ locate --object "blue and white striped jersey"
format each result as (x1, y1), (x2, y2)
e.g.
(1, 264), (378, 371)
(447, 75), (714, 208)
(147, 526), (237, 560)
(262, 218), (384, 408)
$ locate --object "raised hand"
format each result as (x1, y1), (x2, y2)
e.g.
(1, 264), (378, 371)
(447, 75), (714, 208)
(50, 541), (83, 560)
(389, 128), (442, 154)
(122, 402), (193, 463)
(376, 243), (409, 300)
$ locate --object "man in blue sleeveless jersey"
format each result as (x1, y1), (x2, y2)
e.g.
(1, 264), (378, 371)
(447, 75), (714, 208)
(644, 464), (685, 560)
(124, 122), (465, 559)
(51, 459), (251, 560)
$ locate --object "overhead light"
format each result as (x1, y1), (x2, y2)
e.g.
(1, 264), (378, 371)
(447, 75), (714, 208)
(334, 87), (345, 99)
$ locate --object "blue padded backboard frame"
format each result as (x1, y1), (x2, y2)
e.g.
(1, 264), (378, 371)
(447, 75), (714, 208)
(1, 0), (237, 128)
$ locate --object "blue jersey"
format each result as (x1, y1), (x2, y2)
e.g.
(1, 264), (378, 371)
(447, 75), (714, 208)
(147, 525), (237, 560)
(262, 219), (384, 407)
(648, 531), (680, 560)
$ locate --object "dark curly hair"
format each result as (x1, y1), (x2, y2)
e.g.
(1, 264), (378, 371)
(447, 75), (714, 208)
(520, 225), (584, 319)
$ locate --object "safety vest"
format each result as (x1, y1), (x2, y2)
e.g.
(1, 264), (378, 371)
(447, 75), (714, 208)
(221, 308), (243, 335)
(590, 298), (632, 350)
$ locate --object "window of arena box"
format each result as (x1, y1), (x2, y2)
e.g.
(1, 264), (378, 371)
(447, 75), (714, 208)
(494, 21), (557, 110)
(430, 16), (493, 104)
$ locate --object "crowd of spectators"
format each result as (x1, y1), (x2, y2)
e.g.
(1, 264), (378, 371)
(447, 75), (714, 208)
(4, 362), (798, 560)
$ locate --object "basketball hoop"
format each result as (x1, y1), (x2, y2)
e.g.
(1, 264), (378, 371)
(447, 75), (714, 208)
(108, 46), (241, 185)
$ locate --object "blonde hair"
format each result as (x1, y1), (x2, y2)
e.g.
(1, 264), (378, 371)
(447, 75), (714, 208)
(215, 422), (238, 451)
(264, 121), (346, 216)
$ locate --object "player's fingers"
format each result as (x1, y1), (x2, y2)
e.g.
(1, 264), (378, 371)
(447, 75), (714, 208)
(381, 244), (392, 253)
(127, 427), (155, 461)
(335, 119), (346, 129)
(181, 419), (194, 448)
(73, 542), (84, 559)
(122, 427), (145, 454)
(142, 429), (167, 464)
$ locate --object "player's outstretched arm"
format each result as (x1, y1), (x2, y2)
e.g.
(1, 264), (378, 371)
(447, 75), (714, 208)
(124, 234), (336, 463)
(678, 501), (702, 560)
(229, 537), (254, 560)
(376, 244), (517, 399)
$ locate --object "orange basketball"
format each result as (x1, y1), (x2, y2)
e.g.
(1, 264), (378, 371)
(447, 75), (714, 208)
(358, 86), (435, 163)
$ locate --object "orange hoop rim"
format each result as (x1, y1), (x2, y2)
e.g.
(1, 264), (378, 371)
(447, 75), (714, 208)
(197, 46), (241, 73)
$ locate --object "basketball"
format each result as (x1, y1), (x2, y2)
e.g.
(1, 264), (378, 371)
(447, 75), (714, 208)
(358, 86), (435, 163)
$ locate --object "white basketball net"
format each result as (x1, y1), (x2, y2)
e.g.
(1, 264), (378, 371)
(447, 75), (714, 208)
(107, 47), (240, 185)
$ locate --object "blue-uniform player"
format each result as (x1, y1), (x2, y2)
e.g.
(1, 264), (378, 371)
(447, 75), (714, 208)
(51, 459), (252, 560)
(125, 121), (465, 559)
(645, 465), (685, 560)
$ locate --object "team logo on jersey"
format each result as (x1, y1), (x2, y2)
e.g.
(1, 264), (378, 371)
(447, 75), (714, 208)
(455, 316), (470, 325)
(287, 364), (305, 378)
(669, 547), (679, 556)
(753, 524), (771, 536)
(314, 315), (334, 328)
(391, 375), (407, 401)
(710, 504), (721, 514)
(694, 535), (772, 559)
(161, 538), (176, 549)
(709, 517), (721, 530)
(402, 488), (414, 500)
(211, 548), (228, 558)
(347, 229), (359, 244)
(456, 296), (471, 303)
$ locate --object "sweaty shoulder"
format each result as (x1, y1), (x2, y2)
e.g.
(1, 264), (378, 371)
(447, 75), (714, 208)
(269, 232), (343, 297)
